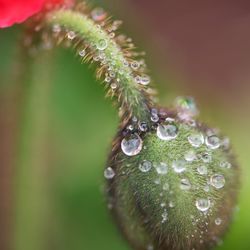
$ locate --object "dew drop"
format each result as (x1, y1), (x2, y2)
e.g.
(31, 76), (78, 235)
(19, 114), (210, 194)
(220, 161), (231, 169)
(131, 61), (140, 70)
(195, 198), (211, 212)
(161, 210), (168, 223)
(139, 160), (152, 173)
(215, 217), (222, 225)
(157, 123), (178, 141)
(180, 178), (191, 190)
(110, 82), (117, 90)
(184, 150), (196, 162)
(197, 165), (208, 175)
(210, 174), (225, 189)
(172, 159), (186, 173)
(188, 133), (204, 147)
(91, 7), (107, 21)
(200, 152), (212, 163)
(205, 135), (221, 149)
(139, 122), (148, 132)
(67, 31), (76, 40)
(121, 134), (143, 156)
(97, 39), (108, 50)
(155, 162), (168, 175)
(162, 183), (169, 190)
(175, 96), (199, 119)
(140, 75), (151, 85)
(169, 201), (175, 208)
(79, 49), (86, 57)
(104, 167), (115, 179)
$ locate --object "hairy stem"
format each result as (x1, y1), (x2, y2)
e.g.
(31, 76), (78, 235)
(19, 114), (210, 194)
(44, 8), (154, 123)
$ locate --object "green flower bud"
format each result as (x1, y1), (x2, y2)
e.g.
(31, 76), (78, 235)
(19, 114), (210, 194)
(105, 105), (239, 250)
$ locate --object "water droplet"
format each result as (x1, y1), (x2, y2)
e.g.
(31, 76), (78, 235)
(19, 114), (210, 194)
(188, 133), (204, 147)
(195, 198), (211, 212)
(139, 160), (152, 173)
(220, 161), (231, 169)
(139, 122), (148, 132)
(121, 134), (143, 156)
(175, 96), (199, 119)
(97, 39), (108, 50)
(204, 185), (210, 192)
(200, 152), (212, 163)
(91, 8), (107, 21)
(151, 114), (159, 123)
(197, 165), (208, 175)
(140, 75), (151, 85)
(67, 31), (76, 40)
(184, 150), (196, 162)
(104, 167), (115, 179)
(165, 117), (175, 123)
(180, 178), (191, 190)
(155, 162), (168, 175)
(131, 61), (140, 70)
(154, 179), (161, 185)
(205, 135), (221, 149)
(157, 123), (178, 141)
(79, 49), (86, 57)
(210, 174), (225, 189)
(110, 82), (117, 90)
(215, 218), (222, 225)
(172, 159), (186, 173)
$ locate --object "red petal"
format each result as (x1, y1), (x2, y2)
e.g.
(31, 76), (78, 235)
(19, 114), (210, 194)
(0, 0), (73, 28)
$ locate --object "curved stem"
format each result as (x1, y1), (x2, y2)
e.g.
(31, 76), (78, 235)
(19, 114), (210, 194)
(44, 9), (155, 123)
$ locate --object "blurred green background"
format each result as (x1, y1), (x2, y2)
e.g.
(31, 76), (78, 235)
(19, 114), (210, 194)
(0, 1), (250, 250)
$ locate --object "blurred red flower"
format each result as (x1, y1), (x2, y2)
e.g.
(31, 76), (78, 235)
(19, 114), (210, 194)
(0, 0), (73, 28)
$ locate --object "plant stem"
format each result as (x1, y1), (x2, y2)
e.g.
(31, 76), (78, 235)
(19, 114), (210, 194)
(45, 9), (154, 123)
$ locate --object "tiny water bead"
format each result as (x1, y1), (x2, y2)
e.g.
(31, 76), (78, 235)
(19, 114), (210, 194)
(139, 160), (152, 173)
(97, 39), (108, 50)
(220, 161), (232, 169)
(210, 174), (225, 189)
(121, 133), (143, 156)
(188, 133), (204, 147)
(180, 178), (192, 190)
(79, 49), (86, 57)
(155, 162), (168, 175)
(200, 152), (212, 163)
(215, 218), (222, 225)
(67, 31), (76, 40)
(104, 167), (115, 179)
(157, 123), (178, 141)
(140, 75), (151, 85)
(196, 198), (211, 212)
(205, 135), (221, 149)
(172, 159), (186, 173)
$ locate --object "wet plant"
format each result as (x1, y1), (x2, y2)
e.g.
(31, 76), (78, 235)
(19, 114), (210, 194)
(0, 1), (240, 250)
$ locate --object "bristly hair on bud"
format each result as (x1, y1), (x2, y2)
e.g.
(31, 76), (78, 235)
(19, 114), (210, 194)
(23, 2), (240, 250)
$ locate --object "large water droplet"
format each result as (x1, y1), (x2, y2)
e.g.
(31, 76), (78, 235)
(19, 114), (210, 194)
(139, 160), (152, 173)
(210, 174), (225, 189)
(157, 123), (178, 141)
(104, 167), (115, 179)
(97, 39), (108, 50)
(180, 178), (191, 190)
(172, 159), (186, 173)
(121, 134), (143, 156)
(188, 133), (204, 147)
(155, 162), (168, 175)
(195, 198), (211, 212)
(205, 135), (221, 149)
